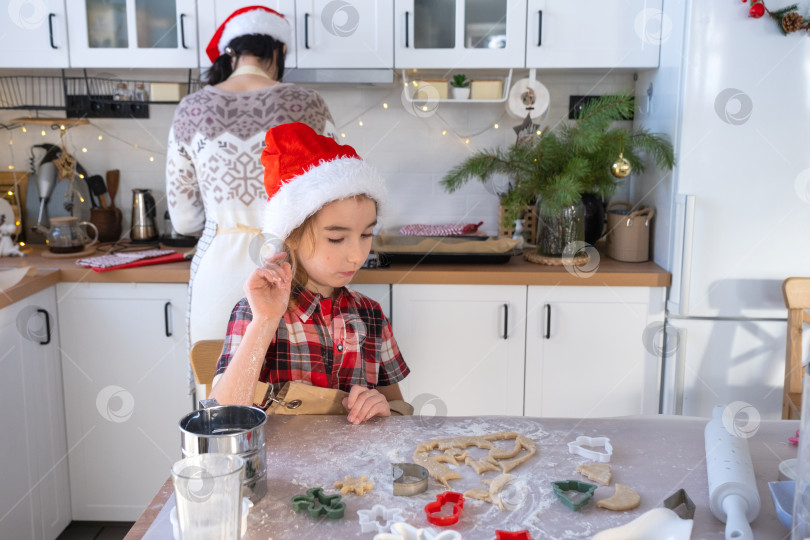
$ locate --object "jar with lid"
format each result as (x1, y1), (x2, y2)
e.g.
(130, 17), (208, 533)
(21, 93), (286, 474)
(133, 83), (149, 102)
(113, 82), (131, 101)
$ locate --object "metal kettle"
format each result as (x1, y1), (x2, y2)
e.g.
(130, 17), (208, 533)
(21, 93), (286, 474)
(131, 189), (158, 242)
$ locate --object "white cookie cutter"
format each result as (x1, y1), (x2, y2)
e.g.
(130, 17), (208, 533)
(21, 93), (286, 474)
(568, 436), (613, 463)
(374, 521), (462, 540)
(358, 504), (406, 534)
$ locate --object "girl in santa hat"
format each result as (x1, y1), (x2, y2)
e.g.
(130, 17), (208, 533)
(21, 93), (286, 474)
(209, 123), (411, 424)
(166, 7), (337, 360)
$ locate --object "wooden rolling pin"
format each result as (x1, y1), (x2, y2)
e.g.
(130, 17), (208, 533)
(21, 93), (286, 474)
(704, 405), (760, 540)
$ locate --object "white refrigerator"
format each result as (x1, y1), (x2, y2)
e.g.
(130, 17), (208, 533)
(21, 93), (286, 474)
(636, 0), (810, 418)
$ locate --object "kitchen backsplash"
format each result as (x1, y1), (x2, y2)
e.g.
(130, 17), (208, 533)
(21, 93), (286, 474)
(0, 71), (634, 237)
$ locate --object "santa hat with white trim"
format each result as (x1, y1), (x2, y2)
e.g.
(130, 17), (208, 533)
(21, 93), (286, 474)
(261, 123), (387, 251)
(206, 5), (291, 63)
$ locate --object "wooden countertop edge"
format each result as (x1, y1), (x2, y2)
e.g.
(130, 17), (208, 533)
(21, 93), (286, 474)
(354, 269), (671, 287)
(1, 248), (671, 309)
(0, 269), (60, 309)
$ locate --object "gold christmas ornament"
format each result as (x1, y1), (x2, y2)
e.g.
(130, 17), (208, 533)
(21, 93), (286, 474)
(611, 153), (632, 178)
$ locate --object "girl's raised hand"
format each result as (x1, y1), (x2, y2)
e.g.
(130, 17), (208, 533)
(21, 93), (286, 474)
(342, 385), (391, 424)
(244, 252), (292, 322)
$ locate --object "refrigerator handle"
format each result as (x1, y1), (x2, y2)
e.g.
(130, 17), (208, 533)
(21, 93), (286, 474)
(679, 195), (696, 315)
(669, 194), (696, 315)
(659, 323), (687, 415)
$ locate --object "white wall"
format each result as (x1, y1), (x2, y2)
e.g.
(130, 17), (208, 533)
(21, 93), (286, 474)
(0, 70), (634, 239)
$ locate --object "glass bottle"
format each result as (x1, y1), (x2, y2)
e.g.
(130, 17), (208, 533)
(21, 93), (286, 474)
(113, 82), (131, 101)
(535, 197), (585, 257)
(133, 83), (149, 102)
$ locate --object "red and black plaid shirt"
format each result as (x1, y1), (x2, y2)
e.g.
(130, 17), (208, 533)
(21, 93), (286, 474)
(216, 286), (409, 392)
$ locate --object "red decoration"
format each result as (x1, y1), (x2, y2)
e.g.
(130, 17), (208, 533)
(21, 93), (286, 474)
(749, 2), (765, 18)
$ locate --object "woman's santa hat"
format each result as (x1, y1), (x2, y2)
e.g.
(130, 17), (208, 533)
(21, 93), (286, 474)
(261, 123), (387, 250)
(206, 6), (291, 63)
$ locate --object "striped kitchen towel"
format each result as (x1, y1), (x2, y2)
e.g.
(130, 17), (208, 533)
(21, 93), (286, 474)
(76, 249), (176, 269)
(399, 221), (484, 237)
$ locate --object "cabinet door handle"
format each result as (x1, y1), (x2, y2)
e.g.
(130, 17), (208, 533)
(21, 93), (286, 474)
(164, 302), (172, 337)
(405, 11), (410, 48)
(48, 13), (57, 49)
(304, 13), (311, 49)
(179, 13), (188, 49)
(502, 303), (508, 340)
(537, 10), (543, 46)
(36, 308), (51, 345)
(544, 304), (551, 339)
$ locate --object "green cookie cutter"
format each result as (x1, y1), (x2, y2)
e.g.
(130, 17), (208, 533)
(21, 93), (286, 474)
(551, 480), (598, 511)
(291, 487), (346, 519)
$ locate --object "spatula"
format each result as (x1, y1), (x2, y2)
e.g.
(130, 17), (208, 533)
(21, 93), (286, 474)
(86, 175), (109, 208)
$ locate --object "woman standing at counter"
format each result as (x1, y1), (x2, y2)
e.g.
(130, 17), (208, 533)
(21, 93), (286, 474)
(166, 6), (336, 346)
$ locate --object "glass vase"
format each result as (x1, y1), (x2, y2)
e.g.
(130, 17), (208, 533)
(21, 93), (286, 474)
(535, 198), (585, 257)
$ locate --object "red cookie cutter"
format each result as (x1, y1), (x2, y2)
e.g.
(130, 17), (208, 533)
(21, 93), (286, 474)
(424, 491), (465, 526)
(495, 531), (535, 540)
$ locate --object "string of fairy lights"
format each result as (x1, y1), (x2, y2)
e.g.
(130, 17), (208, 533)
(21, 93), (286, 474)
(0, 74), (519, 246)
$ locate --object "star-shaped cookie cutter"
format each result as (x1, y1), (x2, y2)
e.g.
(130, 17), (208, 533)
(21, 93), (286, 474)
(424, 491), (465, 526)
(291, 487), (346, 519)
(551, 480), (598, 511)
(567, 435), (613, 462)
(357, 504), (406, 534)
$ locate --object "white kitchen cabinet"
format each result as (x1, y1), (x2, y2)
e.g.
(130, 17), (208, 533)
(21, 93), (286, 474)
(525, 286), (665, 417)
(67, 0), (198, 68)
(348, 283), (392, 321)
(0, 287), (70, 540)
(57, 282), (192, 521)
(0, 0), (69, 67)
(392, 284), (526, 416)
(525, 0), (662, 68)
(296, 0), (393, 68)
(197, 0), (298, 70)
(394, 0), (527, 68)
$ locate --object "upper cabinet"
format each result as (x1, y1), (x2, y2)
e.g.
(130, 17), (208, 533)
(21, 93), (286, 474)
(67, 0), (198, 68)
(0, 0), (69, 67)
(394, 0), (527, 68)
(295, 0), (393, 68)
(198, 1), (298, 70)
(525, 0), (662, 68)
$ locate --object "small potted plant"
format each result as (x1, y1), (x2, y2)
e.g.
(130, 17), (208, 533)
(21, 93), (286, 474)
(450, 74), (471, 100)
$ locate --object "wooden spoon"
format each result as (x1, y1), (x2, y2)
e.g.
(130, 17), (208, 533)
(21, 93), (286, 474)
(105, 169), (119, 209)
(105, 169), (122, 240)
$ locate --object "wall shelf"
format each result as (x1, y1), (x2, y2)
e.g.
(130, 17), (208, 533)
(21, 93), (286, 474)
(401, 69), (512, 104)
(0, 70), (200, 117)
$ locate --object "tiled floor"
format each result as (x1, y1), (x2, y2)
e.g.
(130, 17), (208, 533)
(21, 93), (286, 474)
(56, 521), (134, 540)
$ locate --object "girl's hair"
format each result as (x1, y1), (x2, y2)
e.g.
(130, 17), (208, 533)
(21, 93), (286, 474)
(282, 195), (378, 304)
(204, 34), (286, 85)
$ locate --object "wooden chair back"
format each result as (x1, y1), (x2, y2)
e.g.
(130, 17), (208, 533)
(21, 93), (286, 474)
(190, 340), (224, 399)
(783, 278), (810, 419)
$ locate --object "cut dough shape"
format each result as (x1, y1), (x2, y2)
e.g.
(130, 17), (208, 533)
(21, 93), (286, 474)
(465, 456), (500, 475)
(334, 475), (374, 495)
(413, 432), (537, 497)
(577, 463), (612, 485)
(465, 474), (514, 510)
(596, 483), (641, 511)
